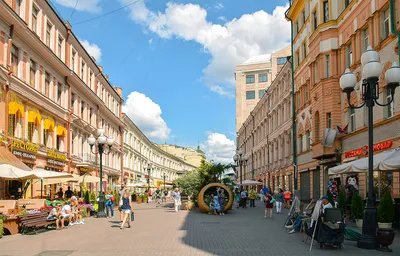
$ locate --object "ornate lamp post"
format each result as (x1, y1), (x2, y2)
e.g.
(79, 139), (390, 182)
(147, 163), (152, 190)
(163, 172), (168, 190)
(339, 46), (400, 249)
(87, 128), (114, 218)
(233, 148), (249, 188)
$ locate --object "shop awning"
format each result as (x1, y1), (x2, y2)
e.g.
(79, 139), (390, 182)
(80, 175), (100, 183)
(41, 174), (80, 186)
(56, 126), (67, 137)
(43, 119), (54, 130)
(8, 101), (24, 118)
(28, 110), (41, 125)
(235, 180), (262, 185)
(32, 168), (73, 179)
(328, 148), (400, 175)
(0, 146), (38, 180)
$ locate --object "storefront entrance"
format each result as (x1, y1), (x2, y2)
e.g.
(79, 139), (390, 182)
(300, 171), (310, 201)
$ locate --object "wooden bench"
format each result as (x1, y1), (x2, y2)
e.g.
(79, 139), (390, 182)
(17, 199), (46, 210)
(19, 212), (55, 235)
(0, 200), (17, 214)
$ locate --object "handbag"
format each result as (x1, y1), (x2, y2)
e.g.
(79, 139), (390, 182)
(270, 197), (276, 204)
(130, 212), (134, 222)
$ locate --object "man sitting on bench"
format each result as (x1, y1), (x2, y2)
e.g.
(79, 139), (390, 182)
(47, 203), (64, 230)
(286, 199), (317, 234)
(61, 201), (73, 226)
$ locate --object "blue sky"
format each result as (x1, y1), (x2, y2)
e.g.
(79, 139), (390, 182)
(52, 0), (290, 163)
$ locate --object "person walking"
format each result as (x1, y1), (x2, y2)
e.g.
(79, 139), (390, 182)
(276, 188), (284, 214)
(218, 188), (225, 215)
(234, 188), (240, 208)
(284, 189), (292, 208)
(120, 189), (133, 229)
(105, 190), (114, 218)
(264, 191), (274, 218)
(119, 183), (126, 223)
(172, 188), (181, 212)
(155, 187), (161, 205)
(259, 187), (264, 202)
(240, 189), (247, 209)
(249, 188), (256, 207)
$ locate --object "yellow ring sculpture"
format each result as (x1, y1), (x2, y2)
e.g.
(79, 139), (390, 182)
(197, 183), (233, 213)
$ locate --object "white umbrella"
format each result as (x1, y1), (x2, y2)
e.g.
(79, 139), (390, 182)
(80, 175), (100, 183)
(126, 183), (143, 187)
(32, 168), (74, 198)
(378, 147), (400, 170)
(236, 180), (262, 185)
(0, 164), (38, 180)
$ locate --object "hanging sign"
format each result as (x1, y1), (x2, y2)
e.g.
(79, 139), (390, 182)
(47, 159), (65, 166)
(13, 150), (36, 159)
(12, 140), (39, 153)
(344, 140), (392, 158)
(47, 150), (67, 161)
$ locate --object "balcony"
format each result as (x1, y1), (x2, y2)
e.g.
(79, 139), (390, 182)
(312, 140), (340, 160)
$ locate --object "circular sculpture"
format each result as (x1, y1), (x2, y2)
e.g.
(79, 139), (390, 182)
(197, 183), (233, 213)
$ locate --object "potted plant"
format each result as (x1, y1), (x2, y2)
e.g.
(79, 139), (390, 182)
(351, 192), (363, 228)
(377, 190), (396, 252)
(0, 215), (4, 239)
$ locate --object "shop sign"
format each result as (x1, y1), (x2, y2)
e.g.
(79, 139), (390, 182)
(47, 150), (67, 161)
(12, 140), (39, 153)
(79, 167), (91, 173)
(47, 159), (65, 166)
(345, 140), (392, 158)
(13, 150), (36, 159)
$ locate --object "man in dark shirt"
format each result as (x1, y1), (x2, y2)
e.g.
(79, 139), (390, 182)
(65, 186), (73, 199)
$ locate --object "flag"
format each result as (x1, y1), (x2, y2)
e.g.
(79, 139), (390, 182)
(337, 124), (348, 134)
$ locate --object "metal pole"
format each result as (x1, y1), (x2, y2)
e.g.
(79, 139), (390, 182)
(163, 174), (166, 190)
(240, 161), (243, 188)
(389, 0), (400, 64)
(97, 144), (106, 218)
(357, 79), (377, 249)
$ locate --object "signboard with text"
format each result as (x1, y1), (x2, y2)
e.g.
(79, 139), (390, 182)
(344, 140), (392, 158)
(12, 140), (39, 153)
(13, 150), (36, 159)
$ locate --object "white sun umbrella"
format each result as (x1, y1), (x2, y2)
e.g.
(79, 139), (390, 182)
(32, 168), (74, 198)
(0, 164), (39, 180)
(236, 180), (262, 186)
(378, 147), (400, 171)
(126, 183), (143, 187)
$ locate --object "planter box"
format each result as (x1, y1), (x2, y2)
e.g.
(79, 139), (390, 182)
(378, 222), (393, 229)
(356, 219), (363, 228)
(137, 198), (142, 204)
(3, 218), (20, 235)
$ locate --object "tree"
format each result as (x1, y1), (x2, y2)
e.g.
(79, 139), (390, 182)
(175, 170), (202, 201)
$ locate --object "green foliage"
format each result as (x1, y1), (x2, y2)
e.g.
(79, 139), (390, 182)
(80, 206), (87, 218)
(222, 176), (235, 193)
(378, 191), (395, 223)
(175, 169), (202, 201)
(326, 189), (334, 206)
(351, 192), (364, 219)
(89, 192), (96, 202)
(113, 191), (119, 205)
(84, 190), (90, 204)
(0, 219), (3, 238)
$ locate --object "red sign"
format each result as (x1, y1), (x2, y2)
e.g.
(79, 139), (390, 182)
(345, 141), (392, 158)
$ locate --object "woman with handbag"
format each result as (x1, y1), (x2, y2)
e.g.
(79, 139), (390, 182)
(120, 189), (133, 229)
(264, 191), (274, 219)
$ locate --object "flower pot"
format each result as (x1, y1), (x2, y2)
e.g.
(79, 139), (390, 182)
(137, 197), (142, 204)
(356, 219), (363, 228)
(377, 228), (395, 252)
(378, 222), (392, 229)
(185, 201), (194, 211)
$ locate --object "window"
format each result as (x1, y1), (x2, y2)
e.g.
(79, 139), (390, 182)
(349, 108), (356, 133)
(258, 73), (268, 83)
(71, 93), (75, 112)
(346, 43), (353, 68)
(314, 60), (318, 84)
(258, 89), (266, 99)
(295, 51), (300, 67)
(56, 135), (62, 151)
(302, 41), (307, 59)
(28, 122), (34, 142)
(362, 27), (369, 52)
(296, 20), (299, 33)
(246, 75), (255, 84)
(89, 71), (93, 88)
(299, 136), (303, 152)
(11, 45), (19, 75)
(387, 89), (395, 118)
(327, 112), (332, 128)
(325, 54), (330, 78)
(32, 5), (39, 33)
(43, 129), (49, 147)
(81, 101), (85, 119)
(323, 0), (329, 23)
(58, 35), (63, 58)
(382, 8), (390, 40)
(81, 61), (86, 80)
(344, 0), (350, 8)
(71, 50), (76, 71)
(277, 57), (287, 65)
(8, 114), (16, 137)
(313, 10), (318, 30)
(306, 131), (311, 150)
(15, 0), (22, 15)
(45, 72), (50, 97)
(46, 22), (52, 47)
(304, 84), (309, 103)
(246, 90), (256, 100)
(302, 9), (306, 26)
(89, 108), (93, 125)
(57, 83), (62, 104)
(30, 59), (36, 87)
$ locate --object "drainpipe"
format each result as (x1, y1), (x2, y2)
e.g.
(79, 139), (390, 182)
(65, 76), (72, 174)
(285, 2), (298, 192)
(4, 25), (14, 144)
(390, 0), (400, 63)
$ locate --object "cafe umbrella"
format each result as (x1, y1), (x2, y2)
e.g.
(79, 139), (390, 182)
(31, 168), (74, 198)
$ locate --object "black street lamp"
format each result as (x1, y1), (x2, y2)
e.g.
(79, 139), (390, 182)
(339, 46), (400, 249)
(163, 173), (168, 190)
(233, 148), (249, 188)
(147, 163), (152, 190)
(87, 128), (114, 218)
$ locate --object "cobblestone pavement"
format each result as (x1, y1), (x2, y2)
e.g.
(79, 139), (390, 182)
(0, 200), (399, 256)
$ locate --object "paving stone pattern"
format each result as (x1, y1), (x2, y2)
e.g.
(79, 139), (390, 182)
(0, 200), (399, 256)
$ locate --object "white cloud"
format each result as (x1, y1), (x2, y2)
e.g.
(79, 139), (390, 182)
(121, 1), (290, 96)
(122, 91), (171, 142)
(80, 39), (102, 62)
(54, 0), (102, 13)
(201, 132), (236, 164)
(218, 16), (227, 22)
(214, 3), (224, 10)
(148, 38), (153, 44)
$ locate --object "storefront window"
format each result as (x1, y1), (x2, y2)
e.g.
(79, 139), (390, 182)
(374, 171), (393, 197)
(28, 122), (34, 142)
(8, 114), (16, 137)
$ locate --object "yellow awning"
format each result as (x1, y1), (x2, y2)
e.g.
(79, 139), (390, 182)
(43, 119), (54, 131)
(8, 102), (24, 118)
(56, 126), (67, 136)
(28, 111), (41, 125)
